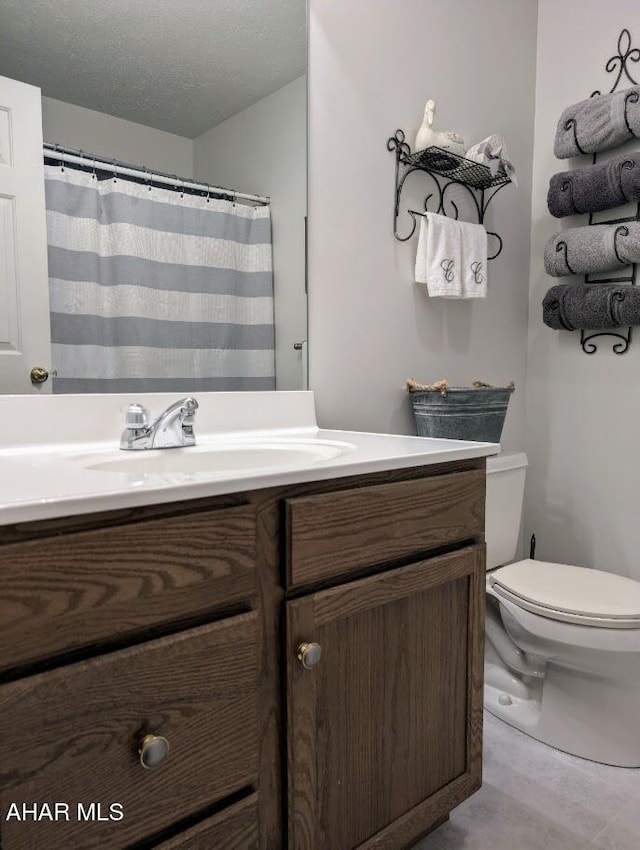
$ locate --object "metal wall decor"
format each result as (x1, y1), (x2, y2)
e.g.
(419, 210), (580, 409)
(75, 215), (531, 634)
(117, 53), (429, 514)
(387, 129), (511, 260)
(574, 28), (640, 355)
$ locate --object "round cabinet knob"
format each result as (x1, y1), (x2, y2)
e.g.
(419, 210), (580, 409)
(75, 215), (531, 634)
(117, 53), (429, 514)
(297, 642), (322, 670)
(30, 366), (49, 385)
(139, 734), (169, 769)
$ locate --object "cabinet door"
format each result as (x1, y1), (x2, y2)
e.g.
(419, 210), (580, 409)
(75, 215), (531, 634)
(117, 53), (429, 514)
(287, 545), (484, 850)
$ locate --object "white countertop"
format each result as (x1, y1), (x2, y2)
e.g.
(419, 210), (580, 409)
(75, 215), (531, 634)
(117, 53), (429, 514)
(0, 391), (498, 525)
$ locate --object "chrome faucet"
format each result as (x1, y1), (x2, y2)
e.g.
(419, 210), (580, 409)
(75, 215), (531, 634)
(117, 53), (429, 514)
(120, 397), (199, 450)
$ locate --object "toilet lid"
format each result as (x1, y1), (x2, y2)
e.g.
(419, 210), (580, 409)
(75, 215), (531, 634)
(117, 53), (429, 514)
(489, 559), (640, 628)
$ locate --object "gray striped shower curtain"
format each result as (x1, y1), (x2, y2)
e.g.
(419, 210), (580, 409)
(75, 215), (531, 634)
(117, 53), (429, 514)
(44, 165), (275, 393)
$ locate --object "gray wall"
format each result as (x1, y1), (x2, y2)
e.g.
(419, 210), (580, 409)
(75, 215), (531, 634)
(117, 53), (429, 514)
(526, 0), (640, 580)
(41, 96), (193, 175)
(193, 77), (308, 391)
(307, 0), (538, 453)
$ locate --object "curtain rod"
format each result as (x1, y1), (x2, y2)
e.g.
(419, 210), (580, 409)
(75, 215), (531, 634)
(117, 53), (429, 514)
(43, 142), (270, 206)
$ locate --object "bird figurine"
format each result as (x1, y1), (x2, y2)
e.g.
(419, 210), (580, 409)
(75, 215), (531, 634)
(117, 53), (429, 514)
(414, 99), (466, 156)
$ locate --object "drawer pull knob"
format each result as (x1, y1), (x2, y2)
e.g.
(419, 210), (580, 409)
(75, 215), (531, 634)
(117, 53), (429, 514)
(139, 734), (170, 769)
(297, 642), (322, 670)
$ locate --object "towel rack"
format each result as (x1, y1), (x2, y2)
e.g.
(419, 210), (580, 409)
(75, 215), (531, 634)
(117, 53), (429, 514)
(572, 28), (640, 355)
(386, 130), (512, 260)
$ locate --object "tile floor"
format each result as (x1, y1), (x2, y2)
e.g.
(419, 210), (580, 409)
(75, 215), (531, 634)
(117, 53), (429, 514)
(414, 711), (640, 850)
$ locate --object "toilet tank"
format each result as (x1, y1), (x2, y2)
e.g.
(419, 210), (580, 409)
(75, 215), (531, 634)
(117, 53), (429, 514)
(485, 452), (528, 570)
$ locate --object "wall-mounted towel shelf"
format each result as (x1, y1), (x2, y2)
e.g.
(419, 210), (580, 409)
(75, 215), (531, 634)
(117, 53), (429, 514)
(575, 28), (639, 355)
(387, 129), (511, 260)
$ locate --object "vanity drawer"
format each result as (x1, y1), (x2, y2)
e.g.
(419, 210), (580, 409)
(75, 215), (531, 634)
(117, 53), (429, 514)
(0, 611), (259, 850)
(286, 468), (485, 588)
(0, 504), (256, 671)
(152, 793), (259, 849)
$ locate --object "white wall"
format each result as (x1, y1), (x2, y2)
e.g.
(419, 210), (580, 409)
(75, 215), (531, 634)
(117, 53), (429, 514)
(41, 96), (193, 175)
(307, 0), (538, 453)
(193, 77), (307, 391)
(526, 0), (640, 579)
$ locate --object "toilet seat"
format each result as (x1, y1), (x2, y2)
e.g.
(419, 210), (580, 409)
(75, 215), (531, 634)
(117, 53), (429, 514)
(489, 559), (640, 629)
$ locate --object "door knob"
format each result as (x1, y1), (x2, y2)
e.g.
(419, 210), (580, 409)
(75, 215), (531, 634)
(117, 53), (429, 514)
(138, 734), (169, 769)
(30, 366), (49, 384)
(297, 642), (322, 670)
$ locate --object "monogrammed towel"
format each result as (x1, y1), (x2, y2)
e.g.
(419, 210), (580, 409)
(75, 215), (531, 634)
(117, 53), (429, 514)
(415, 212), (462, 297)
(458, 220), (488, 298)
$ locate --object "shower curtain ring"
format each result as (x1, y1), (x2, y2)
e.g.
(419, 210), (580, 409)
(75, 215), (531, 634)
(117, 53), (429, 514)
(112, 158), (117, 183)
(91, 156), (97, 180)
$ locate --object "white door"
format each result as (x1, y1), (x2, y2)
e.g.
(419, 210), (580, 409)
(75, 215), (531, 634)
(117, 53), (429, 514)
(0, 75), (51, 394)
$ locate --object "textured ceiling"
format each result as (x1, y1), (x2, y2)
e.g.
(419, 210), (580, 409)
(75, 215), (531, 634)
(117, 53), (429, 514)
(0, 0), (306, 138)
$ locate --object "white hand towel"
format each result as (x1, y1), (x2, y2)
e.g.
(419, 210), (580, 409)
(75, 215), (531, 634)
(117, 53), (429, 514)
(415, 212), (462, 297)
(458, 220), (488, 298)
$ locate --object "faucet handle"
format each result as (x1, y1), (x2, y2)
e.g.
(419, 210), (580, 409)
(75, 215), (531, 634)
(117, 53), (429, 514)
(123, 403), (149, 430)
(180, 397), (198, 423)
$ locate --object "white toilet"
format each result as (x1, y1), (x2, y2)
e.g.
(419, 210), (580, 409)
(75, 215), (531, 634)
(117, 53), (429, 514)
(485, 452), (640, 767)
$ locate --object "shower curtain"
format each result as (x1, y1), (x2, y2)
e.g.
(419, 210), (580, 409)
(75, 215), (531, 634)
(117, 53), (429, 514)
(44, 164), (275, 392)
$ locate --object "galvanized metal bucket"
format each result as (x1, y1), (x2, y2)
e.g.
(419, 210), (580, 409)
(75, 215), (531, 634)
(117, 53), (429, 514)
(409, 386), (514, 443)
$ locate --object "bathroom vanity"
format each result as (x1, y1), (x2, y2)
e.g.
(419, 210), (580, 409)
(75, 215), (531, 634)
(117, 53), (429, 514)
(0, 393), (493, 850)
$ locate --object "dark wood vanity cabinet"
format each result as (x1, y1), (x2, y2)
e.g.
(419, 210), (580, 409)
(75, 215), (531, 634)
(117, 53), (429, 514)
(0, 459), (485, 850)
(284, 467), (485, 850)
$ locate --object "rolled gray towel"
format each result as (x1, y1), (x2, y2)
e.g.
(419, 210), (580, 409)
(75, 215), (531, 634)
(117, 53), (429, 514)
(547, 153), (640, 217)
(543, 283), (640, 330)
(554, 87), (640, 158)
(544, 221), (640, 277)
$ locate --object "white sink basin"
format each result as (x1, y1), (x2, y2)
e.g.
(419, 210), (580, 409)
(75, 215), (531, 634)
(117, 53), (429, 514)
(0, 391), (498, 526)
(77, 439), (355, 476)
